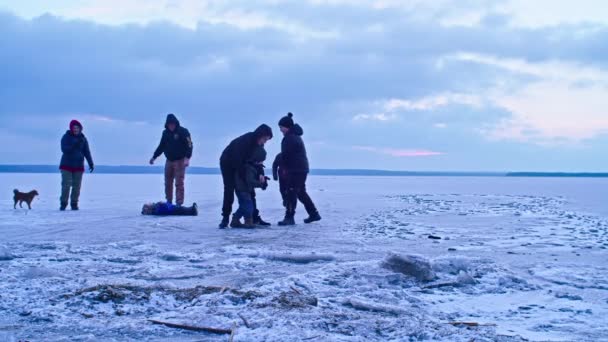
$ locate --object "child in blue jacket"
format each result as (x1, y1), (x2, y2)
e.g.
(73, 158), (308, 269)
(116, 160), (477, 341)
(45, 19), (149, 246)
(142, 202), (198, 216)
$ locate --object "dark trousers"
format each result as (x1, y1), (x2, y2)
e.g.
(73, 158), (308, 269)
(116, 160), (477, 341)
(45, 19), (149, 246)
(285, 172), (317, 216)
(61, 170), (84, 205)
(234, 191), (254, 220)
(172, 205), (197, 216)
(221, 161), (259, 218)
(278, 176), (287, 207)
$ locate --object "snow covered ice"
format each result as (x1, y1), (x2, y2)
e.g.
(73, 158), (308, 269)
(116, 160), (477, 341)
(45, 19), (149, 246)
(1, 174), (607, 341)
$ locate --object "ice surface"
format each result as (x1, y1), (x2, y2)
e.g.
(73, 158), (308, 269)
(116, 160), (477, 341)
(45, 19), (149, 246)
(1, 174), (608, 341)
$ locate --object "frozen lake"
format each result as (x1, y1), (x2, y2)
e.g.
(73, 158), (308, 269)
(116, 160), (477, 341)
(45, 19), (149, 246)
(1, 174), (607, 341)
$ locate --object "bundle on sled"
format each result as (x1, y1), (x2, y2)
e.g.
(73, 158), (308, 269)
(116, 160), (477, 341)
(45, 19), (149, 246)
(141, 202), (198, 216)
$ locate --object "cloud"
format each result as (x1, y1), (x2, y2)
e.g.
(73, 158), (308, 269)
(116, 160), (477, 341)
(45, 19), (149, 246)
(354, 146), (444, 157)
(352, 113), (397, 122)
(352, 93), (484, 123)
(3, 0), (340, 39)
(446, 52), (608, 84)
(487, 82), (608, 143)
(497, 0), (608, 28)
(0, 4), (607, 170)
(441, 53), (608, 143)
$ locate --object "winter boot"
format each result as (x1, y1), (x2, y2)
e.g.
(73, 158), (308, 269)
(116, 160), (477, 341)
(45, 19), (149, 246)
(278, 213), (296, 226)
(243, 218), (256, 229)
(253, 215), (271, 227)
(230, 215), (245, 228)
(192, 203), (198, 216)
(60, 202), (68, 211)
(304, 211), (322, 224)
(71, 203), (79, 211)
(219, 216), (229, 229)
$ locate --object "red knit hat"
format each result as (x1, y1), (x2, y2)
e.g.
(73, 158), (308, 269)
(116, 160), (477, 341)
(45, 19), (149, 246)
(69, 120), (83, 130)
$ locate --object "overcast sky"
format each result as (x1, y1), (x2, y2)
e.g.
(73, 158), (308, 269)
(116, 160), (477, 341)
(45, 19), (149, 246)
(1, 0), (607, 171)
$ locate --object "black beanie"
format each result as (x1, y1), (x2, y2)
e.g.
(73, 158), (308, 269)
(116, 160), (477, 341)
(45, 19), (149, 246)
(278, 112), (295, 128)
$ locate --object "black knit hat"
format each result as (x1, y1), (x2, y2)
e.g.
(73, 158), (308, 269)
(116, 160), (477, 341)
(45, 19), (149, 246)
(278, 112), (295, 128)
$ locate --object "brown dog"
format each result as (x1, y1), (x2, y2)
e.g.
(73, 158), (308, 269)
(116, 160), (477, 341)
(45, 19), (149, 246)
(13, 189), (39, 209)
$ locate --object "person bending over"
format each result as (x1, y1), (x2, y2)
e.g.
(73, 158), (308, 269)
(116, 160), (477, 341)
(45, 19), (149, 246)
(219, 124), (273, 228)
(229, 146), (269, 229)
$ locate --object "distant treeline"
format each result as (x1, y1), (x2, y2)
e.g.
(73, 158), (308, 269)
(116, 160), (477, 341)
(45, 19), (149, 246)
(506, 172), (608, 178)
(0, 165), (504, 176)
(1, 165), (606, 177)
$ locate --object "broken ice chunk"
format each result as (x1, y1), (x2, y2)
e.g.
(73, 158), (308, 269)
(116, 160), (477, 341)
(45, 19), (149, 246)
(382, 253), (436, 282)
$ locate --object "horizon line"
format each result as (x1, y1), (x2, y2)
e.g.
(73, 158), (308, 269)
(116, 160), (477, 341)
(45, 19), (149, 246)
(1, 165), (607, 177)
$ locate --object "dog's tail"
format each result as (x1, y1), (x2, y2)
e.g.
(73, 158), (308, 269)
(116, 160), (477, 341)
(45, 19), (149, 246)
(13, 189), (18, 194)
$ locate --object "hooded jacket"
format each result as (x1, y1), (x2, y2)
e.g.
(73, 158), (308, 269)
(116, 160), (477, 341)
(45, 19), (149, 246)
(281, 124), (309, 173)
(153, 114), (193, 162)
(235, 146), (267, 193)
(272, 153), (284, 181)
(60, 120), (94, 172)
(220, 124), (273, 169)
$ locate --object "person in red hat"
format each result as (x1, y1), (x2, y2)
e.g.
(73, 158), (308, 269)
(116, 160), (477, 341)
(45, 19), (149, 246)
(59, 119), (94, 211)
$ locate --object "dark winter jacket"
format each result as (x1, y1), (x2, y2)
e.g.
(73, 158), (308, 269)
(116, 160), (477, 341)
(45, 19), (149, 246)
(220, 124), (273, 169)
(60, 131), (94, 173)
(235, 146), (267, 193)
(235, 163), (266, 193)
(153, 114), (193, 162)
(272, 153), (284, 181)
(281, 124), (309, 173)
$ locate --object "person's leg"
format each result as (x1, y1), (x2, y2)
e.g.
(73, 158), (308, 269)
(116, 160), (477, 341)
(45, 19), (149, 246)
(220, 162), (236, 227)
(251, 190), (271, 226)
(251, 190), (259, 218)
(221, 163), (236, 216)
(175, 159), (186, 206)
(289, 172), (320, 223)
(70, 171), (84, 209)
(164, 160), (175, 204)
(174, 204), (197, 216)
(279, 177), (287, 208)
(279, 173), (298, 226)
(296, 173), (318, 215)
(242, 192), (255, 227)
(231, 192), (248, 228)
(60, 170), (72, 209)
(288, 173), (304, 213)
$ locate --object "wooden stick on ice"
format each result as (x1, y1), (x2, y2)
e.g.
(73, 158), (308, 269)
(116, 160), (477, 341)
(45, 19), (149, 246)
(149, 319), (233, 334)
(238, 313), (251, 329)
(446, 322), (497, 327)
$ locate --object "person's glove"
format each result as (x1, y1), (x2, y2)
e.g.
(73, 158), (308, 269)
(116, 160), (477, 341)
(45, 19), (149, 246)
(149, 157), (155, 165)
(89, 165), (95, 173)
(273, 173), (278, 181)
